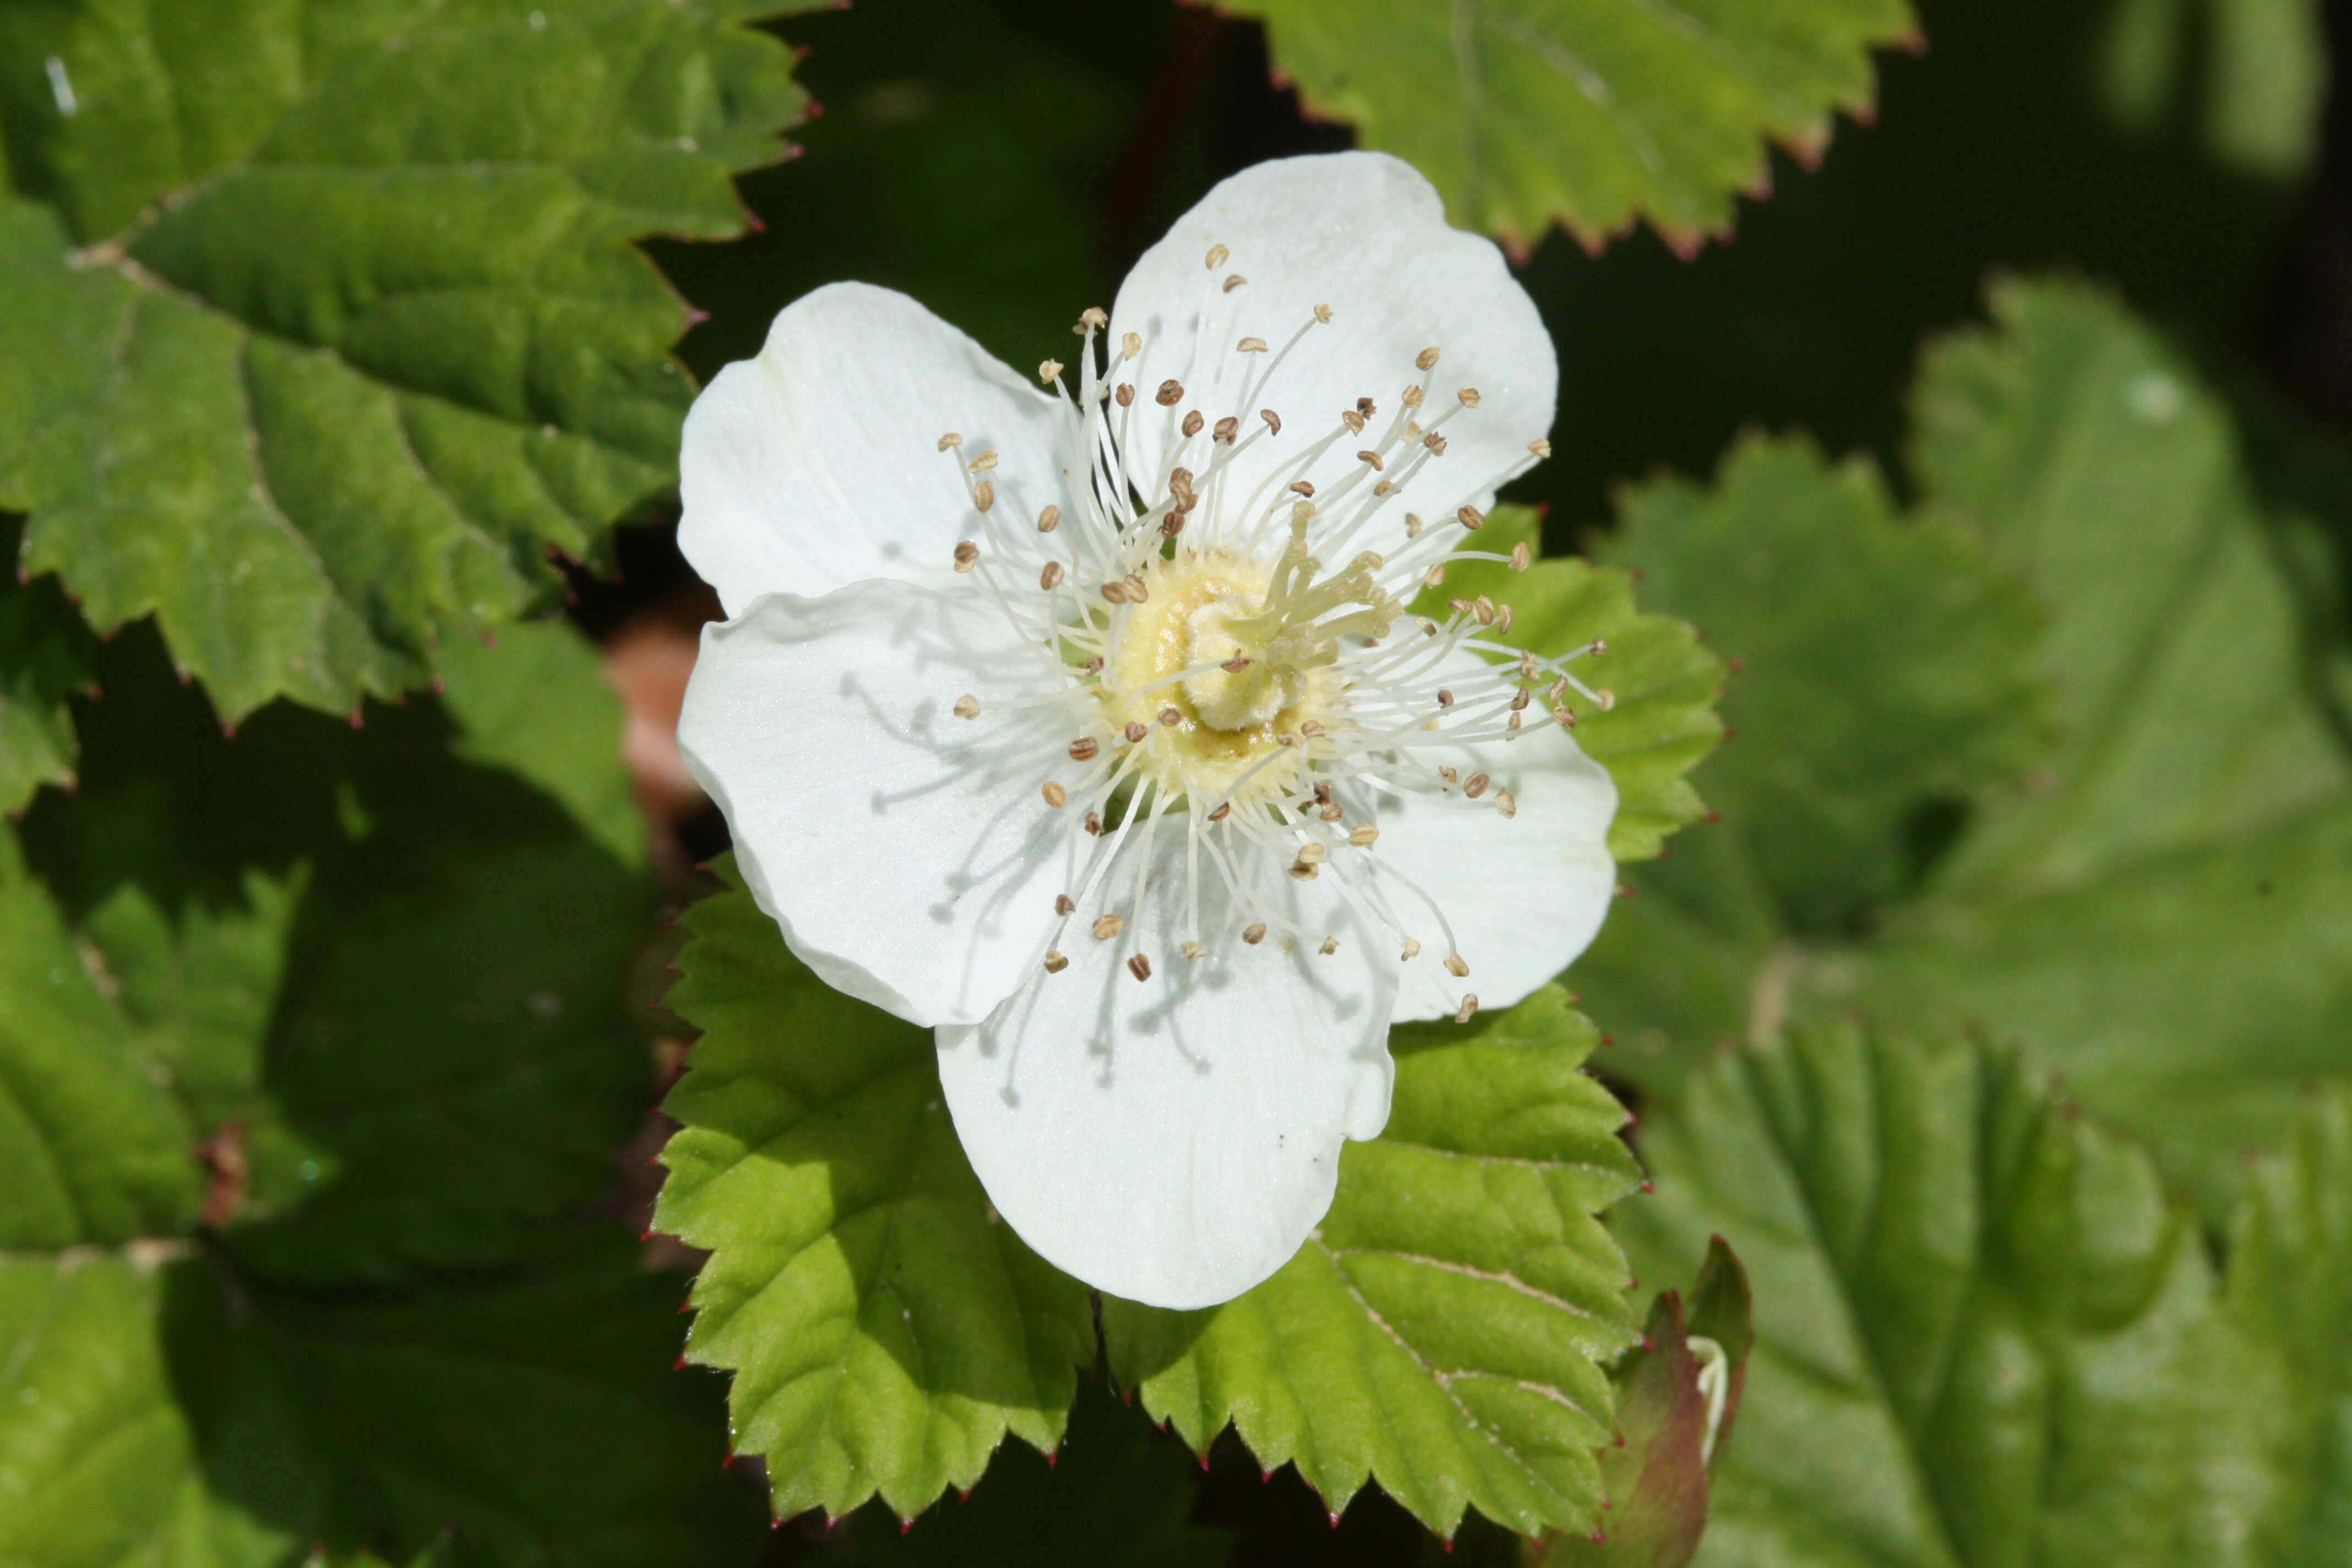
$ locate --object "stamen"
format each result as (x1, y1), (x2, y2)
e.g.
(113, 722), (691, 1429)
(1455, 994), (1479, 1024)
(1092, 914), (1125, 940)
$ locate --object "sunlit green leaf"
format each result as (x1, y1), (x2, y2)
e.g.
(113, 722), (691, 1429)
(654, 859), (1096, 1523)
(1228, 0), (1917, 250)
(1105, 987), (1641, 1541)
(0, 0), (808, 721)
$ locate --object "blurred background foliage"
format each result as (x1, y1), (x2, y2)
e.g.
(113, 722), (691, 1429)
(4, 0), (2350, 1562)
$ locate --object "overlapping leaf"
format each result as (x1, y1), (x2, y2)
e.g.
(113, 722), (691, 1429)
(0, 1237), (761, 1568)
(1104, 987), (1643, 1540)
(0, 0), (809, 721)
(1226, 0), (1917, 251)
(1413, 504), (1725, 862)
(654, 861), (1097, 1523)
(1569, 281), (2352, 1215)
(1614, 1022), (2217, 1567)
(17, 629), (653, 1280)
(0, 517), (96, 815)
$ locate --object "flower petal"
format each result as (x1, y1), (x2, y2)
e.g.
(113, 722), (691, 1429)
(679, 282), (1069, 614)
(1108, 152), (1553, 553)
(1366, 652), (1619, 1023)
(677, 578), (1077, 1027)
(937, 827), (1398, 1308)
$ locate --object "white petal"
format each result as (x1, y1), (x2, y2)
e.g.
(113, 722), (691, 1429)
(679, 282), (1069, 615)
(1367, 653), (1619, 1023)
(678, 578), (1078, 1027)
(937, 827), (1397, 1309)
(1108, 152), (1553, 552)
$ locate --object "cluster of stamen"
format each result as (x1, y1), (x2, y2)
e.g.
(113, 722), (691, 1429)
(939, 245), (1607, 1020)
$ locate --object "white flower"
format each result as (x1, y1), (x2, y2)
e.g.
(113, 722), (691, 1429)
(676, 153), (1618, 1309)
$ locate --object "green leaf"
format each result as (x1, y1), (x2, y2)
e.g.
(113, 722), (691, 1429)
(434, 616), (644, 868)
(2185, 1085), (2352, 1564)
(0, 515), (97, 815)
(2094, 0), (2328, 179)
(14, 627), (655, 1280)
(1614, 1022), (2215, 1568)
(1569, 280), (2352, 1214)
(1536, 1239), (1753, 1568)
(0, 0), (807, 722)
(1413, 504), (1726, 863)
(837, 1378), (1230, 1566)
(1911, 278), (2352, 898)
(1226, 0), (1917, 251)
(1104, 986), (1642, 1541)
(1602, 437), (2046, 931)
(0, 1235), (764, 1568)
(653, 858), (1096, 1523)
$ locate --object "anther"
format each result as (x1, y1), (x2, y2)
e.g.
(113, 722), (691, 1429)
(1069, 737), (1099, 761)
(1473, 596), (1496, 624)
(1457, 504), (1484, 531)
(1424, 564), (1445, 589)
(1038, 504), (1061, 532)
(1124, 573), (1148, 601)
(1349, 824), (1380, 846)
(973, 480), (995, 513)
(1464, 772), (1490, 798)
(1157, 707), (1182, 727)
(1319, 936), (1340, 956)
(1358, 449), (1384, 470)
(1313, 302), (1333, 322)
(1123, 721), (1148, 744)
(1092, 914), (1125, 941)
(1205, 243), (1229, 269)
(1553, 705), (1577, 727)
(1405, 513), (1424, 537)
(1155, 379), (1184, 406)
(1078, 307), (1108, 330)
(1374, 480), (1395, 495)
(1511, 687), (1531, 711)
(1183, 940), (1208, 960)
(1598, 688), (1616, 711)
(1437, 689), (1455, 707)
(1423, 432), (1448, 455)
(1417, 346), (1441, 371)
(1213, 416), (1239, 443)
(1402, 385), (1424, 410)
(1243, 922), (1268, 944)
(1085, 810), (1103, 834)
(1288, 480), (1315, 498)
(1495, 789), (1517, 818)
(1055, 894), (1076, 915)
(1458, 387), (1482, 407)
(938, 432), (963, 450)
(1043, 949), (1069, 973)
(1358, 397), (1378, 418)
(1220, 656), (1252, 673)
(1042, 781), (1068, 807)
(1278, 732), (1299, 747)
(1223, 274), (1246, 292)
(1341, 409), (1366, 434)
(1299, 718), (1326, 738)
(1100, 580), (1129, 604)
(1510, 542), (1531, 571)
(1085, 656), (1105, 674)
(1115, 383), (1135, 407)
(954, 541), (980, 571)
(1037, 360), (1063, 384)
(1040, 561), (1065, 590)
(1288, 857), (1320, 882)
(1296, 842), (1327, 866)
(1208, 802), (1231, 821)
(1182, 410), (1205, 437)
(1161, 511), (1187, 539)
(1507, 712), (1522, 731)
(1401, 937), (1422, 960)
(1313, 782), (1332, 803)
(1121, 332), (1141, 360)
(1455, 994), (1479, 1025)
(1529, 438), (1553, 458)
(1444, 953), (1470, 977)
(967, 450), (999, 472)
(1440, 766), (1459, 783)
(952, 694), (979, 719)
(1238, 336), (1268, 353)
(1128, 953), (1153, 982)
(1591, 638), (1608, 656)
(1260, 409), (1282, 435)
(1317, 802), (1343, 822)
(1495, 605), (1513, 632)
